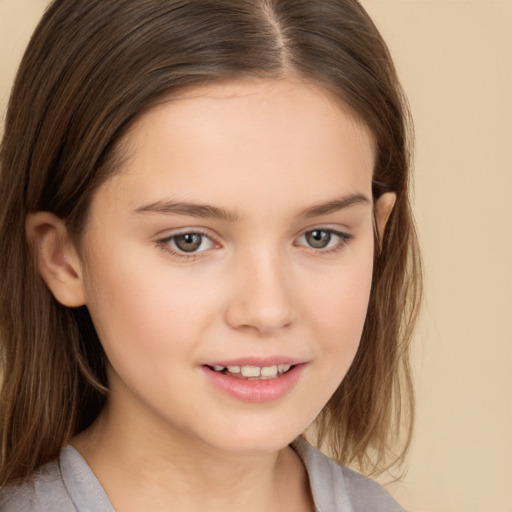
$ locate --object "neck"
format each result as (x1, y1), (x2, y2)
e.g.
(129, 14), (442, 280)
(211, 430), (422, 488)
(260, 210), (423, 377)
(72, 402), (313, 512)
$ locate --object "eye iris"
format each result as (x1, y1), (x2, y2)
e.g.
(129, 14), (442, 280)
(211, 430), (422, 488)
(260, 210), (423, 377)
(174, 233), (202, 252)
(306, 230), (331, 249)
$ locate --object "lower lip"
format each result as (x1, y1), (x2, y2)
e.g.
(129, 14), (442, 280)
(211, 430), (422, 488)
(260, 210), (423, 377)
(201, 364), (306, 403)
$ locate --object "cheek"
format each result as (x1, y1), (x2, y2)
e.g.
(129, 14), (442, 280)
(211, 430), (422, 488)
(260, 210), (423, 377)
(82, 248), (220, 366)
(304, 246), (374, 359)
(82, 266), (202, 410)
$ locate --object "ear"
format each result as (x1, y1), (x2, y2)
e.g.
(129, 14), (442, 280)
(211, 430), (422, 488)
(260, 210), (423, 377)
(25, 212), (86, 307)
(374, 192), (396, 240)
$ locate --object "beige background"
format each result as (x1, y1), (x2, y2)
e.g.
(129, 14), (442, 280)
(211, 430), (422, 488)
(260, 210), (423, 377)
(1, 1), (511, 511)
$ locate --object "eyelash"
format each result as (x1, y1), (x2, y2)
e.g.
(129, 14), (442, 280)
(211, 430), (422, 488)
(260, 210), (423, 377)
(156, 228), (353, 260)
(156, 230), (217, 261)
(295, 229), (353, 254)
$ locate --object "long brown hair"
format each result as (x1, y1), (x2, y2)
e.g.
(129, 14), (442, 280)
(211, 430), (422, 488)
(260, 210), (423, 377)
(0, 0), (421, 485)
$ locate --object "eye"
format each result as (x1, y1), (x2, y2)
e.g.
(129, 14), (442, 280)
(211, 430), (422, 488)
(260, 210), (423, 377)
(304, 229), (332, 249)
(161, 231), (215, 254)
(296, 228), (351, 251)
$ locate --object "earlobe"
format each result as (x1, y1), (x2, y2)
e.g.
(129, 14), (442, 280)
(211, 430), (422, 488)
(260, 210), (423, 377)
(374, 192), (396, 241)
(25, 212), (86, 307)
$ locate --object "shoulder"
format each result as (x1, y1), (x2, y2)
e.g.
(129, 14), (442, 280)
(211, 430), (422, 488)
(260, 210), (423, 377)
(339, 465), (404, 512)
(0, 457), (74, 512)
(291, 437), (405, 512)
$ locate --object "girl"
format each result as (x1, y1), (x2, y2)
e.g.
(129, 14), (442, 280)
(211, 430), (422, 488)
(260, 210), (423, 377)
(0, 1), (421, 511)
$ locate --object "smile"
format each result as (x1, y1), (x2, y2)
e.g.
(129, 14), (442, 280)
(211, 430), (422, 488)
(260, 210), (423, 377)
(209, 364), (293, 380)
(201, 362), (306, 403)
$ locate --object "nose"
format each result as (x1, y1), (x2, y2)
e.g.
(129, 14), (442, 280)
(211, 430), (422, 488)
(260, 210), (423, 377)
(224, 249), (295, 336)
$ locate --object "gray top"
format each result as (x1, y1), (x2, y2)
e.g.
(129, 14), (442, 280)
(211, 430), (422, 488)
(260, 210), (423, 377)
(0, 438), (403, 511)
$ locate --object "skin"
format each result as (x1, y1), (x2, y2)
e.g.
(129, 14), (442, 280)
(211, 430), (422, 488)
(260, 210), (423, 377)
(27, 78), (395, 512)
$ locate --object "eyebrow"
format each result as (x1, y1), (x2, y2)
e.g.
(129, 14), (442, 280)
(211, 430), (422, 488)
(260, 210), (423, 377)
(300, 193), (370, 217)
(133, 193), (370, 221)
(133, 200), (239, 222)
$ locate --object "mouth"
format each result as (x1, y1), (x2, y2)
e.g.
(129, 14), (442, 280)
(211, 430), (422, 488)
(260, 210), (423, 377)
(201, 360), (306, 403)
(204, 363), (295, 380)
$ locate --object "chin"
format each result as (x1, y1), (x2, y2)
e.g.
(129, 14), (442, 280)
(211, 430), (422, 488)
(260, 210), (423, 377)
(196, 419), (309, 456)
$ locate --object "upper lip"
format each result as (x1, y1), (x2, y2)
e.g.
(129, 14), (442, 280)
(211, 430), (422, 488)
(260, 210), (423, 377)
(203, 356), (307, 367)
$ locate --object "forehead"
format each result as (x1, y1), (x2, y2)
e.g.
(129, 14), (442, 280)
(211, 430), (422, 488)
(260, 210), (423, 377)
(95, 78), (375, 216)
(128, 78), (374, 158)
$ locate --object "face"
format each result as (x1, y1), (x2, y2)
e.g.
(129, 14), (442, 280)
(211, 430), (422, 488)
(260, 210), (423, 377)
(79, 79), (376, 455)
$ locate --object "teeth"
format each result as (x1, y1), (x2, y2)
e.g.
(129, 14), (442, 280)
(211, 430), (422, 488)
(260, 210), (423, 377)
(210, 364), (294, 378)
(260, 365), (278, 377)
(240, 366), (261, 378)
